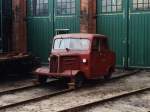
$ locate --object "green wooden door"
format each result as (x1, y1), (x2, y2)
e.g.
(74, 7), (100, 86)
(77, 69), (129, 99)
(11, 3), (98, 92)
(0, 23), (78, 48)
(27, 0), (54, 62)
(128, 0), (150, 67)
(27, 0), (80, 62)
(97, 0), (127, 67)
(97, 0), (150, 68)
(54, 0), (80, 34)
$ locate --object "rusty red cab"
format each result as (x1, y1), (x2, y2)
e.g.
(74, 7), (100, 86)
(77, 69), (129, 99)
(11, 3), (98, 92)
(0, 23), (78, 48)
(34, 33), (116, 88)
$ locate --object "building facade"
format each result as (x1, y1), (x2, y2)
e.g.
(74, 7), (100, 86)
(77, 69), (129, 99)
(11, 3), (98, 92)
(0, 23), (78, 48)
(1, 0), (150, 68)
(26, 0), (150, 68)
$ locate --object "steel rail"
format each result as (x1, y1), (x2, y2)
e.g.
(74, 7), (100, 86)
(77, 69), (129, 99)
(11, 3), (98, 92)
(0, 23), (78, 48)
(109, 70), (141, 80)
(0, 79), (58, 96)
(58, 71), (150, 112)
(0, 70), (140, 110)
(0, 84), (40, 96)
(0, 88), (73, 110)
(59, 87), (150, 112)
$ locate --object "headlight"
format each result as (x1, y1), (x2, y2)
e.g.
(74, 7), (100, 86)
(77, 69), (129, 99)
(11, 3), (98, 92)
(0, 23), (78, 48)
(48, 57), (50, 62)
(82, 58), (87, 63)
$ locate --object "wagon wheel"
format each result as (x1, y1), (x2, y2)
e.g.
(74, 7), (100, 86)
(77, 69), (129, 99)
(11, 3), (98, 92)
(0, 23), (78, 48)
(75, 74), (85, 88)
(38, 76), (48, 85)
(104, 68), (113, 81)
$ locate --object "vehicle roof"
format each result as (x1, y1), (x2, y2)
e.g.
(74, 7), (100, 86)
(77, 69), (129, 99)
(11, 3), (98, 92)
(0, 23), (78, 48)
(54, 33), (107, 39)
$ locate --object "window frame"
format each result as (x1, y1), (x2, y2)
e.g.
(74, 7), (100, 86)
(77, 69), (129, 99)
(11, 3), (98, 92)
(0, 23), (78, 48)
(101, 0), (123, 13)
(53, 38), (90, 51)
(55, 0), (76, 16)
(131, 0), (150, 11)
(28, 0), (49, 17)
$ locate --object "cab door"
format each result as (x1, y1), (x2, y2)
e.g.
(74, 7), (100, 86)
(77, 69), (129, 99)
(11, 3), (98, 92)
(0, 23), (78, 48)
(91, 38), (106, 78)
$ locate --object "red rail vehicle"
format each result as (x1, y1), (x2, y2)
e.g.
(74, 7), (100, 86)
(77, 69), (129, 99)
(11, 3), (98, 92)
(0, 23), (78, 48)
(34, 34), (116, 88)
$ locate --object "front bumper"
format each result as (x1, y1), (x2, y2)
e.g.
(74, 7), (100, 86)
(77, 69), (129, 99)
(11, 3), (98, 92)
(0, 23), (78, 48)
(33, 67), (79, 78)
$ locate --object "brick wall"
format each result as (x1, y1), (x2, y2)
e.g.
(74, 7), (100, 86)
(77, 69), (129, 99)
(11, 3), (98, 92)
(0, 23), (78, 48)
(12, 0), (27, 53)
(80, 0), (96, 33)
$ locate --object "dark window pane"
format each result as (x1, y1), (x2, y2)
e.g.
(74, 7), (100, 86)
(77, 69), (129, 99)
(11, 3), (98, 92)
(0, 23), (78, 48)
(30, 0), (48, 16)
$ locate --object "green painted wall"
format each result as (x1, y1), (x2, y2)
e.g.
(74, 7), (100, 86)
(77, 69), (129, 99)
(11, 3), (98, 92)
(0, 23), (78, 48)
(128, 3), (150, 67)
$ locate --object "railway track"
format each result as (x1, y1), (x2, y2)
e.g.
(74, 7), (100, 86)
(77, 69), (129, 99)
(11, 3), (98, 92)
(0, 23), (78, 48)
(0, 83), (40, 96)
(0, 79), (73, 111)
(0, 70), (140, 111)
(59, 87), (150, 112)
(0, 78), (58, 96)
(0, 88), (73, 110)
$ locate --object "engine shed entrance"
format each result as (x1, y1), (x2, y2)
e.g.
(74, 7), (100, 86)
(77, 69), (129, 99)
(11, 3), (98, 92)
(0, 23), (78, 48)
(97, 0), (150, 68)
(27, 0), (80, 62)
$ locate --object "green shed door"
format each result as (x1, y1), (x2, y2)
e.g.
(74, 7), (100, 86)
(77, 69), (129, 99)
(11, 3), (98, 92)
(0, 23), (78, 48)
(97, 0), (127, 67)
(27, 0), (54, 62)
(54, 0), (80, 33)
(128, 0), (150, 67)
(97, 0), (150, 68)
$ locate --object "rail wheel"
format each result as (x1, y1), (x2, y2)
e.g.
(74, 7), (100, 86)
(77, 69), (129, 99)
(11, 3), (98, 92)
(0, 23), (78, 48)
(75, 74), (85, 88)
(104, 68), (113, 81)
(38, 76), (48, 85)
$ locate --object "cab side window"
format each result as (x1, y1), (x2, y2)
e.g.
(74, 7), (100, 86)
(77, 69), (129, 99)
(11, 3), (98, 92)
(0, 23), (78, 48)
(101, 38), (108, 50)
(92, 38), (100, 52)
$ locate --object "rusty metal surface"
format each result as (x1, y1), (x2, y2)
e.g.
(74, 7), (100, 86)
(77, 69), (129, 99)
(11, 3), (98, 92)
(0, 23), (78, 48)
(0, 52), (40, 75)
(0, 52), (29, 60)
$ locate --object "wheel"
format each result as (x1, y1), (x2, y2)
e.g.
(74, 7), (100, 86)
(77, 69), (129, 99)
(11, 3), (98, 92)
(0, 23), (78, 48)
(104, 69), (112, 81)
(38, 76), (47, 85)
(75, 74), (85, 88)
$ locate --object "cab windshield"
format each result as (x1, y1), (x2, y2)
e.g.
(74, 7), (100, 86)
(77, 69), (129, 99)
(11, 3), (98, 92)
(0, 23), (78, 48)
(53, 38), (90, 50)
